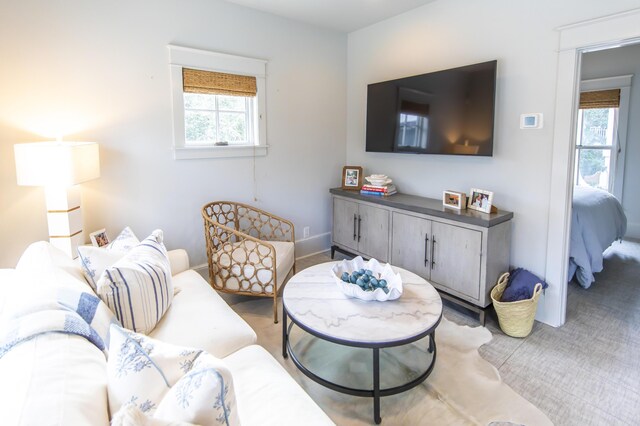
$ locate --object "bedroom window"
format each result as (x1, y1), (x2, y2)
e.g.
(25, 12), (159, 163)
(169, 45), (267, 160)
(574, 89), (620, 193)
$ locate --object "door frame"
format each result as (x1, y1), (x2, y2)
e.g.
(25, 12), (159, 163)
(542, 9), (640, 327)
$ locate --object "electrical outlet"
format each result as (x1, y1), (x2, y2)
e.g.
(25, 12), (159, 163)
(303, 226), (310, 238)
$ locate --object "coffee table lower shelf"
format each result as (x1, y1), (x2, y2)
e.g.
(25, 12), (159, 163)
(282, 307), (438, 424)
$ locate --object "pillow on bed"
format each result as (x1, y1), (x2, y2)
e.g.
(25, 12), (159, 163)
(501, 268), (548, 302)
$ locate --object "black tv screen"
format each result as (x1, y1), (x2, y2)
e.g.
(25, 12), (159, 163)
(365, 60), (497, 156)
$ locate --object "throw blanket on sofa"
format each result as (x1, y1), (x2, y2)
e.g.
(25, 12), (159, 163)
(0, 288), (118, 359)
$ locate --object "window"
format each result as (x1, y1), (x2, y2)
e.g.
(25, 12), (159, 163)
(574, 106), (617, 191)
(169, 46), (267, 159)
(574, 75), (632, 199)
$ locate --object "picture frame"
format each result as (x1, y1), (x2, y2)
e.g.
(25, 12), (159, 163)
(341, 166), (363, 190)
(467, 188), (494, 213)
(90, 228), (110, 247)
(442, 190), (466, 210)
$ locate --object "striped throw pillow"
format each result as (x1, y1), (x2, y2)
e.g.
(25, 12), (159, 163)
(97, 230), (173, 334)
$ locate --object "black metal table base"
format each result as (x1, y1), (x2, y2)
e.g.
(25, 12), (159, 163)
(283, 306), (437, 424)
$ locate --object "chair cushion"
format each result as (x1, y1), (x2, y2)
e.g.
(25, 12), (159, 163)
(215, 240), (294, 294)
(149, 270), (257, 358)
(96, 230), (173, 334)
(224, 345), (334, 426)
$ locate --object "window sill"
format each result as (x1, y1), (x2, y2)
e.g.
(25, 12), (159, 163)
(174, 145), (268, 160)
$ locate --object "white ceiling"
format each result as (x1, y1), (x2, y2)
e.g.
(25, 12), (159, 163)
(223, 0), (438, 33)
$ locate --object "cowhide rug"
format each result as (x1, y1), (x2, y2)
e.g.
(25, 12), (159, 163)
(232, 299), (552, 426)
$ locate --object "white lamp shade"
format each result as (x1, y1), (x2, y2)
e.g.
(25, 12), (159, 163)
(14, 141), (100, 187)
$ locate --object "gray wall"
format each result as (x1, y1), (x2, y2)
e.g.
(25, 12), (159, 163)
(346, 0), (640, 324)
(0, 0), (347, 268)
(582, 44), (640, 238)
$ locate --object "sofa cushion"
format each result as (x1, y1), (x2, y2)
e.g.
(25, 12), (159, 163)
(97, 230), (173, 334)
(216, 241), (294, 294)
(0, 269), (14, 316)
(0, 332), (109, 425)
(150, 270), (257, 358)
(224, 345), (334, 426)
(16, 241), (91, 292)
(107, 325), (240, 425)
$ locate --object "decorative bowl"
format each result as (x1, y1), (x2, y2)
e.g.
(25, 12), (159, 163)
(331, 256), (402, 301)
(365, 175), (393, 186)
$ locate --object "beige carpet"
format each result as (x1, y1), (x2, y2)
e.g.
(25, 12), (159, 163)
(232, 299), (553, 426)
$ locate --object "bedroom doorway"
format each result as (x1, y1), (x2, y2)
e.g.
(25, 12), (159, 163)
(544, 9), (640, 327)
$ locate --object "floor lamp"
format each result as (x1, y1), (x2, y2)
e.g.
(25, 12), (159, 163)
(14, 141), (100, 258)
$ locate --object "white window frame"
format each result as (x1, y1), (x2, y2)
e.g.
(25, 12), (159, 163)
(578, 74), (632, 200)
(168, 45), (267, 160)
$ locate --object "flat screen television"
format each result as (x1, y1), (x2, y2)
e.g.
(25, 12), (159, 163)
(365, 60), (497, 156)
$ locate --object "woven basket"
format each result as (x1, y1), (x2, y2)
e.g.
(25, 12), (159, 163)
(491, 272), (543, 338)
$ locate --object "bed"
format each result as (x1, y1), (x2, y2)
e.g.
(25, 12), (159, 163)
(568, 186), (627, 288)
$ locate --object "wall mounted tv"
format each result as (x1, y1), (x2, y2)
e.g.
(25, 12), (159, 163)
(365, 60), (497, 156)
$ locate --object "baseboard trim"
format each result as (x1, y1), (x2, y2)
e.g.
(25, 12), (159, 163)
(626, 221), (640, 239)
(295, 232), (331, 259)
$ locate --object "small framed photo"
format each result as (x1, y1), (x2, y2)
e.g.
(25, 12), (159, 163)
(342, 166), (363, 190)
(443, 190), (466, 210)
(90, 229), (110, 247)
(468, 188), (494, 213)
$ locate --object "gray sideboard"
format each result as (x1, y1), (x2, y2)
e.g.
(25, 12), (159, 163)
(330, 188), (513, 319)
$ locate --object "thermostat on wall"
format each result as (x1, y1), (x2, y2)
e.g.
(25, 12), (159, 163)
(520, 113), (543, 129)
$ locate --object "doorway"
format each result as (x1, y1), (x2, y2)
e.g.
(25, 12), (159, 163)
(543, 9), (640, 327)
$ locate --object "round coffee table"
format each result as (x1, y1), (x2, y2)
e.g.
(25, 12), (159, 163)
(282, 262), (442, 424)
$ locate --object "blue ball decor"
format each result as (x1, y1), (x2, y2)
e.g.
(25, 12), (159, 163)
(341, 269), (389, 293)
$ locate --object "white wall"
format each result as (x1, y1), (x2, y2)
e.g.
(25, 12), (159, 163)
(346, 0), (640, 325)
(0, 0), (346, 268)
(582, 44), (640, 238)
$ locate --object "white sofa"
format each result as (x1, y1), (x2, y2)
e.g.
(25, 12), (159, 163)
(0, 243), (333, 425)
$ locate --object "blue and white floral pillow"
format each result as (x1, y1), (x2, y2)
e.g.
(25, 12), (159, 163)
(97, 230), (173, 334)
(77, 227), (140, 290)
(107, 325), (240, 426)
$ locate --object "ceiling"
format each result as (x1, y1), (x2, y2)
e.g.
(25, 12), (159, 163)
(223, 0), (438, 33)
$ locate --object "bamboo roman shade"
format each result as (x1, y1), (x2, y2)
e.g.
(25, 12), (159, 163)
(579, 89), (620, 109)
(182, 68), (257, 97)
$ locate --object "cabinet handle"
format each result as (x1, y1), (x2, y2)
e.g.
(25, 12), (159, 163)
(353, 214), (357, 241)
(357, 215), (362, 242)
(424, 235), (429, 267)
(431, 236), (436, 269)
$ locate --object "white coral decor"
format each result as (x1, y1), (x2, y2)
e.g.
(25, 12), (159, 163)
(331, 256), (402, 301)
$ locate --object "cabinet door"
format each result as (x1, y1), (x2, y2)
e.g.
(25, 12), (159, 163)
(390, 212), (432, 279)
(358, 204), (390, 262)
(333, 198), (359, 251)
(430, 221), (482, 300)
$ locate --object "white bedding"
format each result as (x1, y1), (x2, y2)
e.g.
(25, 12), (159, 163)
(568, 186), (627, 288)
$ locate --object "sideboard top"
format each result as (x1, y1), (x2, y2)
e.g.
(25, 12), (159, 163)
(330, 188), (513, 228)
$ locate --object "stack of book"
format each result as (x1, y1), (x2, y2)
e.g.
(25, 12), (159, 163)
(360, 184), (397, 196)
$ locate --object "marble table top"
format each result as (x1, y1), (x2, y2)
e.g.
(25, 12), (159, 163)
(283, 262), (443, 345)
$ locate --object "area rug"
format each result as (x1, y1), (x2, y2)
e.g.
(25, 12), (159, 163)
(232, 299), (553, 426)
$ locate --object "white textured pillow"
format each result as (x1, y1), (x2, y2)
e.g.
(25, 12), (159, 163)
(78, 227), (140, 290)
(97, 230), (172, 334)
(107, 325), (240, 426)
